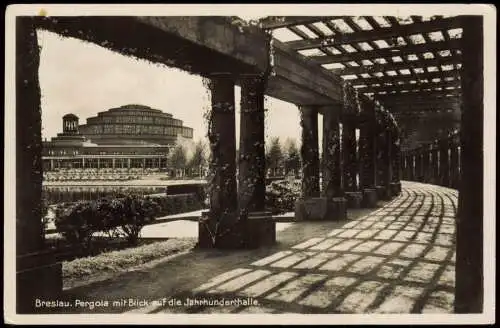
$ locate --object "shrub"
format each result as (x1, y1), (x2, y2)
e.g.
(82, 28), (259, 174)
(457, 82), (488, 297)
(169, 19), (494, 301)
(54, 201), (96, 252)
(265, 179), (301, 214)
(115, 195), (161, 246)
(53, 193), (204, 252)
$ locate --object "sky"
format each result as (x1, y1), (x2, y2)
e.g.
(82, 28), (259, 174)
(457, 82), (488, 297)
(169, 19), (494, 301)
(37, 29), (323, 149)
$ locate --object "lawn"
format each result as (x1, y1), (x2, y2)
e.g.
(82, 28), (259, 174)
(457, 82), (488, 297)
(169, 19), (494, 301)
(62, 237), (197, 290)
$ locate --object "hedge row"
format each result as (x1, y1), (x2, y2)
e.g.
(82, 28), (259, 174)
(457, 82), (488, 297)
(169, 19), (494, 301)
(51, 192), (205, 254)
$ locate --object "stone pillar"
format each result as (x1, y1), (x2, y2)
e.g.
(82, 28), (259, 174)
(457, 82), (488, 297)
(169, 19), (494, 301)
(380, 129), (393, 200)
(415, 150), (423, 182)
(456, 16), (484, 313)
(449, 140), (460, 189)
(50, 159), (54, 171)
(198, 74), (239, 249)
(295, 105), (331, 220)
(342, 114), (362, 208)
(127, 158), (131, 169)
(390, 135), (402, 195)
(112, 158), (115, 169)
(97, 158), (100, 169)
(299, 106), (320, 197)
(431, 142), (440, 185)
(421, 145), (431, 183)
(16, 17), (62, 313)
(358, 97), (378, 207)
(238, 76), (266, 213)
(237, 76), (275, 247)
(439, 139), (450, 187)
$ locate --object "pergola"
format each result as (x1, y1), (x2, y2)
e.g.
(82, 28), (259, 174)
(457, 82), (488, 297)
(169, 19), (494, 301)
(13, 13), (484, 315)
(258, 15), (463, 150)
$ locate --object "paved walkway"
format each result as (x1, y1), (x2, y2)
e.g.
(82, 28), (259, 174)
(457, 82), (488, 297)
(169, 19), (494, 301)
(61, 181), (457, 314)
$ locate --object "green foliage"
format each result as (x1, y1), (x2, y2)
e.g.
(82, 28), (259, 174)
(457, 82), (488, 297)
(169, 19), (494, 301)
(284, 138), (301, 175)
(169, 144), (188, 170)
(54, 195), (161, 250)
(266, 137), (284, 173)
(187, 140), (208, 176)
(265, 179), (301, 214)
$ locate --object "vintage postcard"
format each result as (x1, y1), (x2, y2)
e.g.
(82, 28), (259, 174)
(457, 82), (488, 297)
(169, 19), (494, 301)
(4, 3), (496, 325)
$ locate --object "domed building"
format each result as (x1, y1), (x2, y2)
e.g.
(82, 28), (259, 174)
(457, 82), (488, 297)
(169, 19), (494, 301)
(42, 104), (194, 171)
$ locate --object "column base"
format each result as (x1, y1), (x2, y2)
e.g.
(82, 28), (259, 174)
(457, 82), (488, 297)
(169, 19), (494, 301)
(361, 188), (378, 208)
(295, 197), (347, 221)
(345, 191), (363, 209)
(389, 182), (402, 195)
(17, 252), (63, 313)
(375, 185), (392, 200)
(198, 211), (276, 249)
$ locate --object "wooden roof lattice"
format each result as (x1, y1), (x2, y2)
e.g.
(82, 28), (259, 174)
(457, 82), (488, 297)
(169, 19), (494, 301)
(259, 15), (463, 115)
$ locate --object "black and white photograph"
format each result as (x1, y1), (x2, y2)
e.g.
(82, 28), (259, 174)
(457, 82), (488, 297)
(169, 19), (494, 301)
(4, 4), (496, 325)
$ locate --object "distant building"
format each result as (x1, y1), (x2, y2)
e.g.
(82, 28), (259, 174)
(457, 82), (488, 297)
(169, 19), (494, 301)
(42, 104), (194, 171)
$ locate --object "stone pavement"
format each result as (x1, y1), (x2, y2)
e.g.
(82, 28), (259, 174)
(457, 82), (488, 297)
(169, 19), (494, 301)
(63, 181), (457, 314)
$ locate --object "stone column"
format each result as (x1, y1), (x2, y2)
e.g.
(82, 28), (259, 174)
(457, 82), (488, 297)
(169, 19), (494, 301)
(380, 128), (393, 200)
(342, 114), (363, 208)
(415, 150), (424, 182)
(112, 158), (116, 169)
(299, 105), (320, 197)
(439, 138), (450, 187)
(358, 97), (378, 207)
(199, 74), (239, 249)
(390, 136), (402, 195)
(456, 16), (484, 313)
(449, 140), (460, 189)
(421, 145), (431, 183)
(237, 76), (275, 247)
(50, 159), (54, 171)
(238, 76), (266, 213)
(431, 142), (440, 185)
(127, 158), (131, 169)
(294, 105), (323, 220)
(16, 17), (62, 313)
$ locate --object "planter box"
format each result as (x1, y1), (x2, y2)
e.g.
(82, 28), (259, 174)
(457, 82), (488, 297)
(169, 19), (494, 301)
(361, 188), (378, 208)
(198, 211), (275, 249)
(295, 197), (347, 221)
(345, 191), (363, 209)
(376, 185), (392, 201)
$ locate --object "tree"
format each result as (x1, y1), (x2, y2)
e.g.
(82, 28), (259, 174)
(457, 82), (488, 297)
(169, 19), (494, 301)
(266, 137), (284, 176)
(187, 140), (208, 177)
(284, 139), (301, 176)
(169, 144), (187, 178)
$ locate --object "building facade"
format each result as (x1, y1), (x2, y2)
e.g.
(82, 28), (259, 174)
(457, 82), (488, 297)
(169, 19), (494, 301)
(42, 104), (194, 171)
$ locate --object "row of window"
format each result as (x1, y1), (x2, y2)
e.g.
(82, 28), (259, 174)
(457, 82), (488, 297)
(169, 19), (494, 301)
(81, 124), (192, 136)
(98, 116), (183, 126)
(46, 150), (79, 156)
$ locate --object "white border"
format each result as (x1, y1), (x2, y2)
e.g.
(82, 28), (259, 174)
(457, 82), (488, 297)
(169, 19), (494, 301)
(4, 4), (496, 325)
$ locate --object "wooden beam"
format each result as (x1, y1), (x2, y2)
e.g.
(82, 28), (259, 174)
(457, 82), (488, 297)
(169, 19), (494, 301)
(284, 16), (463, 50)
(373, 89), (461, 100)
(309, 39), (461, 64)
(356, 80), (461, 93)
(380, 96), (460, 105)
(258, 16), (338, 30)
(348, 70), (460, 86)
(333, 55), (461, 75)
(383, 100), (460, 111)
(375, 94), (461, 104)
